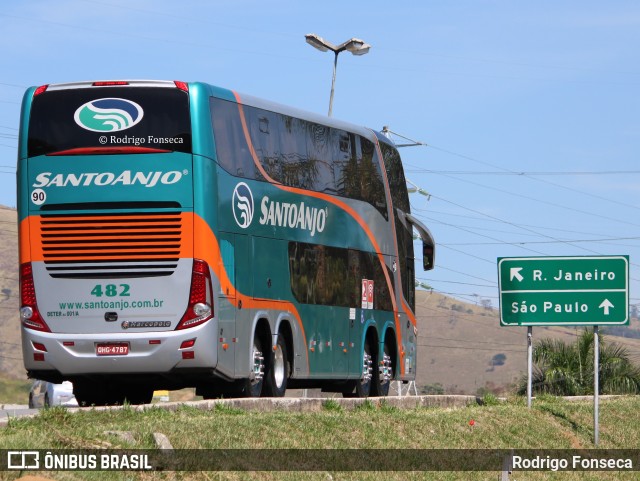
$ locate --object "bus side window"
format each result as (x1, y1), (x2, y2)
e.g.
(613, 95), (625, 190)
(210, 98), (258, 179)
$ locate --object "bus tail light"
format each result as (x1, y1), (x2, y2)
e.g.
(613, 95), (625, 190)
(92, 81), (129, 86)
(34, 85), (49, 96)
(174, 81), (188, 92)
(176, 259), (213, 330)
(20, 263), (50, 332)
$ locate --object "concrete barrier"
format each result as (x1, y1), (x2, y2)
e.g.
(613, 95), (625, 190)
(130, 395), (481, 413)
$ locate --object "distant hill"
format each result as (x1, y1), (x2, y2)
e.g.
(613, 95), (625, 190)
(415, 290), (640, 395)
(0, 206), (20, 380)
(1, 205), (638, 394)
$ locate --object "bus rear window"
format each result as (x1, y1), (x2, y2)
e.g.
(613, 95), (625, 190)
(28, 86), (192, 156)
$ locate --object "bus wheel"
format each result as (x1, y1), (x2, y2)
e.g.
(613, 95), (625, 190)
(343, 339), (373, 398)
(264, 334), (289, 397)
(238, 336), (265, 397)
(372, 341), (393, 397)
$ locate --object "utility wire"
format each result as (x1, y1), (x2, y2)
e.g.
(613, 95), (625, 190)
(405, 168), (640, 176)
(428, 172), (640, 230)
(427, 144), (640, 213)
(444, 236), (640, 246)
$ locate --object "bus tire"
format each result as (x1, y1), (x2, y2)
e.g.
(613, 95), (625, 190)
(237, 335), (265, 398)
(264, 334), (289, 397)
(343, 338), (373, 398)
(372, 340), (394, 397)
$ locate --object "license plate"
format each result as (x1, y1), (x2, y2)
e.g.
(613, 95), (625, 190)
(96, 343), (129, 356)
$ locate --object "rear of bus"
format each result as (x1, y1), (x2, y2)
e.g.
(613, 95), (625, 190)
(17, 80), (216, 405)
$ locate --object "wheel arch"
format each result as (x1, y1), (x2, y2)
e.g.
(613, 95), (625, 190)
(381, 324), (399, 380)
(275, 317), (294, 377)
(362, 322), (380, 360)
(253, 316), (272, 355)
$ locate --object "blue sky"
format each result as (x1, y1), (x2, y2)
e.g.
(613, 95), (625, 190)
(1, 0), (639, 313)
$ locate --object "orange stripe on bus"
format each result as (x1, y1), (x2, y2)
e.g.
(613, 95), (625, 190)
(19, 216), (32, 264)
(232, 92), (399, 319)
(232, 92), (282, 185)
(193, 214), (309, 367)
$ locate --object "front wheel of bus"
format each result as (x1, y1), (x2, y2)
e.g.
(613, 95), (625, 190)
(264, 334), (289, 397)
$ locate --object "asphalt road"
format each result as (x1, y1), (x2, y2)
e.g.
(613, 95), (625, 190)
(0, 404), (37, 423)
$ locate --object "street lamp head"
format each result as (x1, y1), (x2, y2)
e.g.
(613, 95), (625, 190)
(305, 34), (371, 56)
(304, 33), (370, 117)
(340, 38), (371, 56)
(305, 33), (334, 53)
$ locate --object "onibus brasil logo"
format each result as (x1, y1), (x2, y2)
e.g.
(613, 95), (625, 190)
(74, 98), (144, 132)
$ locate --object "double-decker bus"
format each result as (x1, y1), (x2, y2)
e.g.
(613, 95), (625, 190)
(17, 80), (434, 405)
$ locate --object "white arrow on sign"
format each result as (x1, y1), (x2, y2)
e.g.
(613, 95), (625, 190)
(510, 267), (524, 282)
(599, 299), (614, 315)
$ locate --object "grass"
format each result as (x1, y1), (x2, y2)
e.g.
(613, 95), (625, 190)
(0, 375), (31, 404)
(1, 396), (640, 480)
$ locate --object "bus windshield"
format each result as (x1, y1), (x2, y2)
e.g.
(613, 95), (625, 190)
(27, 86), (192, 157)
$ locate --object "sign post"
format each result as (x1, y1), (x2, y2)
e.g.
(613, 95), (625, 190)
(594, 325), (600, 446)
(498, 256), (629, 445)
(527, 326), (532, 409)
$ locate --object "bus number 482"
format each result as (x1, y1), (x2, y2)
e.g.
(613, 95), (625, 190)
(91, 284), (131, 298)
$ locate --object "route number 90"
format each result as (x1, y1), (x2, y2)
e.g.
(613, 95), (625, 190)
(31, 189), (46, 205)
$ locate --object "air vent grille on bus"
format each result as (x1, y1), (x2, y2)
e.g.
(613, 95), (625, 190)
(39, 212), (183, 279)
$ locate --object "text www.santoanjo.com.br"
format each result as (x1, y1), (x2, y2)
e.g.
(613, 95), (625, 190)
(51, 299), (164, 316)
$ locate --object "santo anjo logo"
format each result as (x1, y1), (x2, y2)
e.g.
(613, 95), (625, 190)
(232, 182), (254, 229)
(74, 98), (144, 132)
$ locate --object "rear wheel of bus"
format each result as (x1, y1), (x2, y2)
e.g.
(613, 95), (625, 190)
(342, 338), (374, 398)
(371, 337), (395, 397)
(264, 333), (289, 397)
(236, 335), (266, 398)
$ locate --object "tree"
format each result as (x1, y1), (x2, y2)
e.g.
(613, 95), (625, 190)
(517, 329), (640, 396)
(480, 298), (493, 311)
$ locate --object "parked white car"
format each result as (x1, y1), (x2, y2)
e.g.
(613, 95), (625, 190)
(28, 380), (78, 408)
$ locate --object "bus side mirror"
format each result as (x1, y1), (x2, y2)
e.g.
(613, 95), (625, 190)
(422, 240), (435, 271)
(404, 212), (435, 272)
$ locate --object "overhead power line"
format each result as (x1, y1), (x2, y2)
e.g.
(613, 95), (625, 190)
(417, 207), (639, 239)
(425, 144), (640, 213)
(405, 167), (640, 176)
(445, 236), (640, 246)
(428, 172), (640, 228)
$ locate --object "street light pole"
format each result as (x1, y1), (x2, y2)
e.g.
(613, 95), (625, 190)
(329, 50), (339, 117)
(305, 33), (371, 116)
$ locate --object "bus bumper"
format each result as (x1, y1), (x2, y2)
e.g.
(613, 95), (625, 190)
(21, 319), (218, 375)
